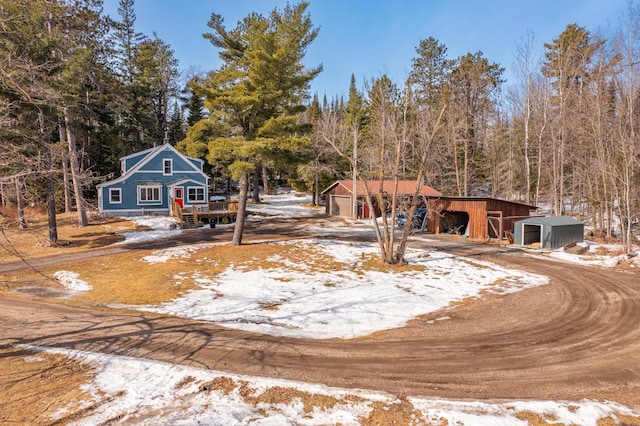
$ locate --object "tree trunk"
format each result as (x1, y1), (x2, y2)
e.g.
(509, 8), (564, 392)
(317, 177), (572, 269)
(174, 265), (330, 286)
(15, 177), (27, 229)
(58, 125), (72, 213)
(44, 145), (58, 244)
(61, 150), (73, 213)
(64, 112), (88, 226)
(251, 167), (260, 202)
(261, 165), (269, 195)
(232, 174), (249, 246)
(524, 97), (531, 204)
(313, 170), (319, 206)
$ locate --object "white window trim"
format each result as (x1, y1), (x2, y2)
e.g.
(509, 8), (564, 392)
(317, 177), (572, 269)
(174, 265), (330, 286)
(137, 185), (162, 205)
(187, 187), (206, 203)
(109, 188), (122, 204)
(163, 158), (173, 176)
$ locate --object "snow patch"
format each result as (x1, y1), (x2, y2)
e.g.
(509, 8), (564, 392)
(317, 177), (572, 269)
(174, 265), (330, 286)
(117, 215), (182, 244)
(124, 239), (549, 339)
(53, 271), (92, 291)
(141, 242), (221, 264)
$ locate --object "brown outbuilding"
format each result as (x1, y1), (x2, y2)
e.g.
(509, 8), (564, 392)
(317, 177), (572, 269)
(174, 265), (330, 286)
(321, 180), (538, 241)
(321, 180), (441, 219)
(426, 196), (538, 240)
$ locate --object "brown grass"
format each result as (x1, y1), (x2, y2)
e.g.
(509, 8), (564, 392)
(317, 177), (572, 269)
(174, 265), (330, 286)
(0, 251), (210, 306)
(360, 255), (427, 274)
(202, 376), (444, 425)
(598, 414), (640, 425)
(515, 411), (640, 426)
(361, 398), (427, 425)
(515, 411), (561, 425)
(201, 375), (363, 416)
(2, 228), (426, 308)
(2, 348), (639, 425)
(0, 209), (137, 263)
(0, 345), (97, 425)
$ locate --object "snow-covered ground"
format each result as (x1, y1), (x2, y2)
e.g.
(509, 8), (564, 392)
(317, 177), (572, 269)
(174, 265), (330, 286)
(547, 241), (640, 268)
(126, 238), (547, 339)
(18, 345), (632, 426)
(247, 192), (324, 218)
(42, 191), (639, 424)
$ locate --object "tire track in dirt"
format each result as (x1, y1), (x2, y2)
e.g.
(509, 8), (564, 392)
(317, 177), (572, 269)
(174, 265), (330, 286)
(1, 219), (639, 405)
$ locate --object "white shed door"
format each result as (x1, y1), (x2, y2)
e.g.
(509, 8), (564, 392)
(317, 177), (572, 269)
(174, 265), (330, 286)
(330, 195), (352, 217)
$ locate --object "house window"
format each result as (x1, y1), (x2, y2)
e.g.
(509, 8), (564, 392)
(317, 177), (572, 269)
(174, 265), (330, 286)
(187, 187), (205, 203)
(163, 159), (173, 175)
(138, 185), (161, 204)
(109, 188), (122, 204)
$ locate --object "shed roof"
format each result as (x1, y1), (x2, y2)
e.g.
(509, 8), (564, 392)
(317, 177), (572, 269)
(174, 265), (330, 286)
(321, 180), (441, 197)
(433, 196), (538, 210)
(515, 216), (583, 226)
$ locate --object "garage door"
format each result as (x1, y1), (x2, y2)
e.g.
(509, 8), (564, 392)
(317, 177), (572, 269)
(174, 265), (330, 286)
(330, 195), (352, 217)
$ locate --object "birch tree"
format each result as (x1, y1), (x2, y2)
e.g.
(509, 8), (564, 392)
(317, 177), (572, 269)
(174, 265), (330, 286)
(611, 3), (640, 251)
(321, 75), (446, 264)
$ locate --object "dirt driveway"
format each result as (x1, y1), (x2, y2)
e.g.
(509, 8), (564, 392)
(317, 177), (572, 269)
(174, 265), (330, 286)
(1, 216), (640, 407)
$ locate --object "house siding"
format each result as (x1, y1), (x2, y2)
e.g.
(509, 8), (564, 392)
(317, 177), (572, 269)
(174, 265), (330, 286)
(98, 144), (208, 217)
(140, 154), (198, 173)
(123, 151), (150, 172)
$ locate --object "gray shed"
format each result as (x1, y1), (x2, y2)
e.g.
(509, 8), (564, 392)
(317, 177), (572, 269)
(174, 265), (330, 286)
(513, 216), (584, 249)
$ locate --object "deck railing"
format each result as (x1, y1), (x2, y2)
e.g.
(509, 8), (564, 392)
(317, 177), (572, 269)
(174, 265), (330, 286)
(191, 201), (238, 215)
(172, 200), (239, 227)
(191, 201), (239, 224)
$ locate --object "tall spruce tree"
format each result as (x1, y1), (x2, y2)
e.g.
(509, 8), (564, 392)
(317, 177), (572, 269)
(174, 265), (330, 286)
(185, 82), (205, 127)
(111, 0), (147, 152)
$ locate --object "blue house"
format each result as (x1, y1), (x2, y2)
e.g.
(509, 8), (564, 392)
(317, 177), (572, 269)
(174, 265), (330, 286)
(97, 144), (209, 217)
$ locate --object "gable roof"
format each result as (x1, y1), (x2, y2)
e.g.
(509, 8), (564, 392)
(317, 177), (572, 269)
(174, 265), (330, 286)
(120, 146), (156, 162)
(322, 180), (441, 197)
(97, 144), (207, 188)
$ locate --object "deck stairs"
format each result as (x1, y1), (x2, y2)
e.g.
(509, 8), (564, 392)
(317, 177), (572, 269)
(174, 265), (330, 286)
(181, 212), (197, 229)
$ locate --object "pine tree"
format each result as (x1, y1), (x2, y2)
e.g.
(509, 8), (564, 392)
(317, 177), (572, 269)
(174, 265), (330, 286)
(167, 100), (186, 144)
(131, 36), (180, 147)
(111, 0), (147, 151)
(542, 24), (605, 215)
(197, 2), (321, 245)
(185, 82), (205, 127)
(0, 0), (109, 236)
(409, 37), (454, 107)
(447, 51), (504, 196)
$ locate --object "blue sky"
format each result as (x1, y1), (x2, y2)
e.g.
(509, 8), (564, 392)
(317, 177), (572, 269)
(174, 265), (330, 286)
(102, 0), (629, 98)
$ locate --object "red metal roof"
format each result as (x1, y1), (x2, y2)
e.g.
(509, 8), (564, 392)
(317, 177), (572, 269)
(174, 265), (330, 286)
(330, 180), (442, 197)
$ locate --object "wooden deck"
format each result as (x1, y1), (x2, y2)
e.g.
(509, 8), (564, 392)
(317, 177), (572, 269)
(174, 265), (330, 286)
(172, 201), (239, 229)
